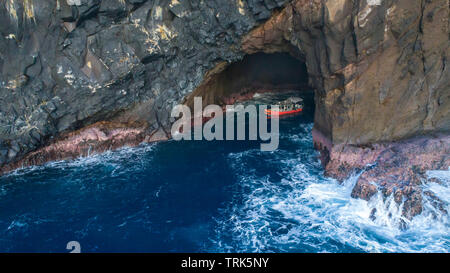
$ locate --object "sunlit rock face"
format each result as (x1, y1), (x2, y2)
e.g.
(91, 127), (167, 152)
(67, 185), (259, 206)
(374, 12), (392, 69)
(0, 0), (449, 216)
(242, 0), (449, 146)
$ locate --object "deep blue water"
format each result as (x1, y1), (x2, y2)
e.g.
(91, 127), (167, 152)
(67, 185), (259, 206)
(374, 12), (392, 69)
(0, 93), (449, 253)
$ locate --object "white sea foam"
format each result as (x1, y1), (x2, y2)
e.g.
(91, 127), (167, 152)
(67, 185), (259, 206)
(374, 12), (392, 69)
(211, 124), (449, 253)
(3, 143), (156, 178)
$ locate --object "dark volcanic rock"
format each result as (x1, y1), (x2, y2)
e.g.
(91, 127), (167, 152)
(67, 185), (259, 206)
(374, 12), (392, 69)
(0, 0), (288, 170)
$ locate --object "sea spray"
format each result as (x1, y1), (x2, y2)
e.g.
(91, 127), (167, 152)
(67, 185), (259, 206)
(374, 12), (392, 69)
(209, 123), (449, 253)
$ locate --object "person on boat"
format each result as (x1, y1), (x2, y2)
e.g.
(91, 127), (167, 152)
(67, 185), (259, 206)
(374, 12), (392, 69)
(266, 97), (303, 116)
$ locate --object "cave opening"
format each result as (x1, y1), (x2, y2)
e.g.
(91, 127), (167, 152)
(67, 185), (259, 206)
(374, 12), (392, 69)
(186, 52), (314, 112)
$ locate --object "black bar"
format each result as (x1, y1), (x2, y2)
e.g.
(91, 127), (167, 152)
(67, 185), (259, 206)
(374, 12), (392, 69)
(0, 253), (446, 272)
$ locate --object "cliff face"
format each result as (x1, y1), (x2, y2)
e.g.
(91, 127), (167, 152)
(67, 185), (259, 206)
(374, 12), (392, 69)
(243, 0), (449, 145)
(0, 0), (449, 215)
(0, 0), (291, 168)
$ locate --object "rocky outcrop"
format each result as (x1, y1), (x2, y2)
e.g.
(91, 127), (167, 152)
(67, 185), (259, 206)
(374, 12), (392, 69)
(325, 133), (450, 219)
(0, 120), (170, 174)
(0, 1), (449, 217)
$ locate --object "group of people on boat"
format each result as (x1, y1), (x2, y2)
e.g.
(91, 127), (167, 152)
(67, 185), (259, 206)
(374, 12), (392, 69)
(265, 97), (304, 116)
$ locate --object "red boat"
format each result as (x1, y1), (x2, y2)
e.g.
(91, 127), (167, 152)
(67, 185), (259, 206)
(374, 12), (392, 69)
(265, 97), (304, 116)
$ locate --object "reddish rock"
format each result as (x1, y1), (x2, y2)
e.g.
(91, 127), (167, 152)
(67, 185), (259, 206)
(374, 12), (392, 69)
(323, 133), (450, 219)
(0, 121), (168, 176)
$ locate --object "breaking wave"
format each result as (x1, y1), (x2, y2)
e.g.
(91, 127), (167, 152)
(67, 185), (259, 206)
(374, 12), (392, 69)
(209, 124), (449, 253)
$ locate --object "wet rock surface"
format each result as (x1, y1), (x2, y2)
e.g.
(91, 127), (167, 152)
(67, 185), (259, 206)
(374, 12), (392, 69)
(325, 134), (450, 218)
(0, 120), (169, 175)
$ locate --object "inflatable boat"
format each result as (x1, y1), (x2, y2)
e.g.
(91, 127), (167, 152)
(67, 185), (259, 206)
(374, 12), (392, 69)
(265, 97), (303, 116)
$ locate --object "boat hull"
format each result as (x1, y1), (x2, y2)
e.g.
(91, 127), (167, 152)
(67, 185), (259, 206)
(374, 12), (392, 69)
(265, 108), (303, 116)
